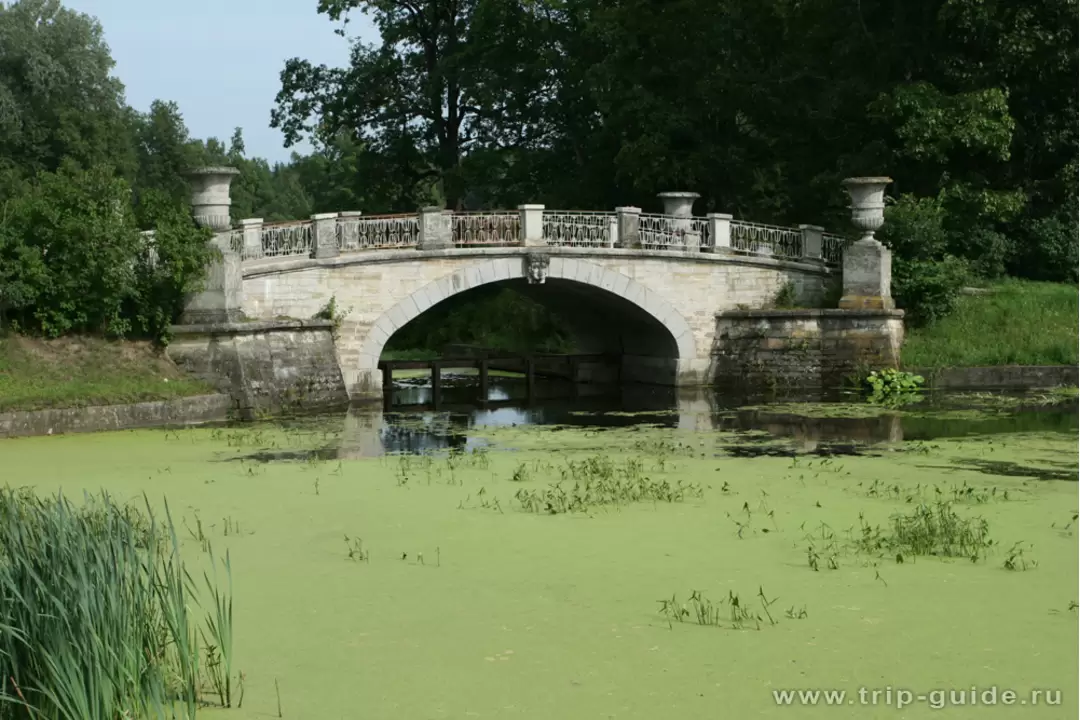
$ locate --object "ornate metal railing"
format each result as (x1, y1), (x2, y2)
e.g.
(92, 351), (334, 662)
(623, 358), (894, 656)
(223, 208), (844, 269)
(690, 217), (711, 247)
(227, 229), (244, 256)
(638, 213), (706, 250)
(730, 220), (803, 260)
(452, 212), (521, 246)
(338, 214), (420, 251)
(261, 221), (313, 258)
(543, 211), (615, 248)
(822, 233), (845, 267)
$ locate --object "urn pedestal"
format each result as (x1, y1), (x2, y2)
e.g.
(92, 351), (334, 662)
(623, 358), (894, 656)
(838, 177), (895, 311)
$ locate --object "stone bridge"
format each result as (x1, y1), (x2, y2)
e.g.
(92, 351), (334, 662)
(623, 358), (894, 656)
(172, 171), (902, 408)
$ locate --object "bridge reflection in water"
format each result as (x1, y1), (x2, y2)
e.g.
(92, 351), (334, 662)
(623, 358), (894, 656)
(327, 374), (1078, 459)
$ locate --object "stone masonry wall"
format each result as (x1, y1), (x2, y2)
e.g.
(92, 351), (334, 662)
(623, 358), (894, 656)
(712, 309), (905, 391)
(239, 247), (831, 397)
(167, 320), (349, 417)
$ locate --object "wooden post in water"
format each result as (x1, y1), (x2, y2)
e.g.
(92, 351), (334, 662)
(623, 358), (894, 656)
(525, 355), (536, 404)
(382, 364), (394, 408)
(478, 357), (489, 404)
(431, 360), (442, 409)
(569, 356), (581, 398)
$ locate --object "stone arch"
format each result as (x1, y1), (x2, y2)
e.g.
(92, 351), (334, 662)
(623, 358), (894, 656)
(353, 256), (696, 386)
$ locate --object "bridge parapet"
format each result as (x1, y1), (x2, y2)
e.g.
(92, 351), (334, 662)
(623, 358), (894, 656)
(224, 204), (846, 269)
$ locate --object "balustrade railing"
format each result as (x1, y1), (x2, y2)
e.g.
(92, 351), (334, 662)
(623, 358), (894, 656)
(543, 211), (615, 248)
(730, 220), (803, 260)
(690, 217), (711, 247)
(822, 233), (845, 267)
(452, 212), (520, 246)
(261, 221), (313, 258)
(338, 213), (420, 251)
(638, 213), (704, 250)
(226, 208), (844, 268)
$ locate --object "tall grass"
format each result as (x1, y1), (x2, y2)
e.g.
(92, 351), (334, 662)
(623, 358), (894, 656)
(902, 279), (1079, 368)
(0, 488), (236, 719)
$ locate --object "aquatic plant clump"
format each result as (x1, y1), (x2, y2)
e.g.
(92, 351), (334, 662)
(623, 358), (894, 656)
(514, 475), (703, 514)
(658, 587), (784, 631)
(855, 501), (993, 561)
(865, 368), (925, 407)
(0, 487), (236, 718)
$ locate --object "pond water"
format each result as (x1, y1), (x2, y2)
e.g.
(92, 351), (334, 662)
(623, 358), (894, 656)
(2, 380), (1077, 718)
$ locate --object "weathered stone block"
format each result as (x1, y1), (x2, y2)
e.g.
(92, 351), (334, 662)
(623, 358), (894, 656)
(167, 320), (349, 416)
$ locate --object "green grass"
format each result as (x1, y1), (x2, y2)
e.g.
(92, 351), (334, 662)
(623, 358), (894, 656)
(0, 335), (214, 413)
(902, 279), (1079, 368)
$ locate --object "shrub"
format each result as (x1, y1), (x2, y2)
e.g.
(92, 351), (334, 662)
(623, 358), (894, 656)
(892, 255), (970, 327)
(879, 194), (970, 327)
(127, 189), (215, 344)
(0, 168), (212, 344)
(0, 162), (142, 337)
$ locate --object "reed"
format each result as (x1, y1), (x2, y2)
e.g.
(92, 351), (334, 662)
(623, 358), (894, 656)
(856, 502), (994, 560)
(0, 488), (238, 718)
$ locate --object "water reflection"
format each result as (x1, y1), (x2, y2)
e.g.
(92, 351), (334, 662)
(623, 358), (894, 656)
(319, 373), (1080, 458)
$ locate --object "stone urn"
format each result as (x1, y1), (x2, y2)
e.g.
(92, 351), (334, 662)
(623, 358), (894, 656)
(185, 166), (241, 232)
(657, 191), (701, 251)
(838, 176), (895, 311)
(842, 177), (892, 242)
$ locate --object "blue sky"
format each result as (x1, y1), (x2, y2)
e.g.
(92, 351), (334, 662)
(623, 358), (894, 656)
(67, 0), (377, 164)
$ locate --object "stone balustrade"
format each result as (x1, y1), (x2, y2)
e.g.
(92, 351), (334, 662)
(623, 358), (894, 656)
(224, 205), (844, 268)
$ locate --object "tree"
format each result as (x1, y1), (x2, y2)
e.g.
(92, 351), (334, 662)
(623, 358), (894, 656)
(0, 0), (136, 185)
(272, 0), (561, 210)
(130, 100), (205, 226)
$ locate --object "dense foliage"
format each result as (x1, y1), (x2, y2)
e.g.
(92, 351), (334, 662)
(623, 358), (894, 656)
(0, 0), (1075, 342)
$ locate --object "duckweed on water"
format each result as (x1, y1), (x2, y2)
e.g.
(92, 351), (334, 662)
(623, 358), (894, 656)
(0, 410), (1076, 719)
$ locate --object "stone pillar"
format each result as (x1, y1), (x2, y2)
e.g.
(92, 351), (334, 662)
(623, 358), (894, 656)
(657, 191), (701, 251)
(706, 213), (733, 253)
(418, 206), (454, 250)
(799, 224), (824, 261)
(338, 211), (363, 251)
(178, 234), (244, 324)
(839, 177), (895, 310)
(615, 206), (641, 248)
(185, 167), (241, 231)
(239, 218), (263, 260)
(518, 204), (546, 247)
(312, 212), (340, 259)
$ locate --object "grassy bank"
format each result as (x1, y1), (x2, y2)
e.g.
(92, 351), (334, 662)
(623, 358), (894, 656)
(902, 279), (1078, 369)
(0, 335), (214, 413)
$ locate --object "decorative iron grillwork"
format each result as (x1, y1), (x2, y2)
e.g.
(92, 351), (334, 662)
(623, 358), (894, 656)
(729, 221), (803, 259)
(261, 221), (313, 258)
(337, 214), (420, 251)
(822, 233), (845, 267)
(543, 211), (615, 247)
(452, 212), (521, 246)
(638, 213), (702, 250)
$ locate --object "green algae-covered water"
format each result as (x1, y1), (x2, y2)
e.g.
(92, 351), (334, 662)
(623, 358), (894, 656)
(2, 386), (1077, 719)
